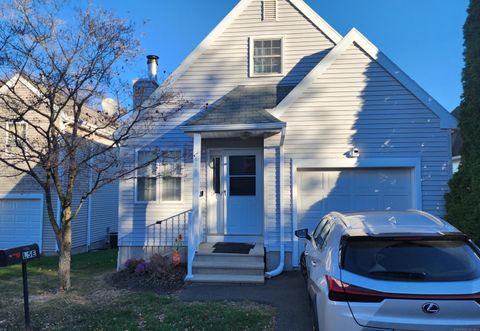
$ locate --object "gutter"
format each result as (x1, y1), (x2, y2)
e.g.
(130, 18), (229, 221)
(265, 127), (286, 278)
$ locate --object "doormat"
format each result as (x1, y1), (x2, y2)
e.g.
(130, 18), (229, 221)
(213, 243), (255, 254)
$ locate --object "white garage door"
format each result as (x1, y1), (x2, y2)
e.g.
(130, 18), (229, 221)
(0, 198), (42, 250)
(298, 168), (413, 230)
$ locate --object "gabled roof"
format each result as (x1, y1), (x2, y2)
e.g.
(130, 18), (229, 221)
(185, 85), (292, 127)
(168, 0), (342, 85)
(271, 28), (458, 129)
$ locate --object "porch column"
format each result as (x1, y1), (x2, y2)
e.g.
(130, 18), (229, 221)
(192, 133), (202, 239)
(187, 133), (202, 279)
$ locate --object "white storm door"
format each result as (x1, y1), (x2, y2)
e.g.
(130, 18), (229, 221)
(225, 151), (263, 235)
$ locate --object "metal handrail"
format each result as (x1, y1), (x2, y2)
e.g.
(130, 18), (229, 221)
(146, 209), (191, 247)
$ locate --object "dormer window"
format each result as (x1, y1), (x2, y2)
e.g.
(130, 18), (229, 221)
(250, 37), (283, 76)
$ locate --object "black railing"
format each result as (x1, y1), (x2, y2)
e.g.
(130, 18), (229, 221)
(145, 210), (191, 247)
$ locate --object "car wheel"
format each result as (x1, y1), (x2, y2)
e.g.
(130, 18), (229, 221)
(301, 253), (308, 281)
(310, 296), (320, 331)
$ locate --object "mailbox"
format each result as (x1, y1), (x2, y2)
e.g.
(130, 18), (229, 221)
(0, 243), (40, 330)
(0, 244), (40, 267)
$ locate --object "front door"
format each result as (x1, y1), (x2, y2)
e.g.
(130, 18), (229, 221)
(207, 150), (263, 239)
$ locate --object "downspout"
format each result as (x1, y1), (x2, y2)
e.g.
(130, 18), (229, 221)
(265, 127), (286, 278)
(86, 155), (93, 251)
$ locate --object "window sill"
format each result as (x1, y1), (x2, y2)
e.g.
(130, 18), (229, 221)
(250, 73), (284, 78)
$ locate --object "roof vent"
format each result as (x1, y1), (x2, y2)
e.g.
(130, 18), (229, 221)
(262, 0), (277, 21)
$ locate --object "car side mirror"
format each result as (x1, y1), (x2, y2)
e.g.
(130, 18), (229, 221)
(295, 228), (311, 241)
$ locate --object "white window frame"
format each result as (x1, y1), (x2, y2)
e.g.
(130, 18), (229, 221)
(5, 121), (28, 151)
(134, 149), (159, 204)
(249, 36), (285, 78)
(134, 148), (184, 204)
(159, 148), (184, 203)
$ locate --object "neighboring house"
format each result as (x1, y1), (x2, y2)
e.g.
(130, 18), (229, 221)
(451, 107), (462, 173)
(0, 75), (118, 255)
(118, 0), (457, 282)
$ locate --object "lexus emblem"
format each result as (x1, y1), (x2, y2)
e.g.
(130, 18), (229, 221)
(422, 302), (440, 314)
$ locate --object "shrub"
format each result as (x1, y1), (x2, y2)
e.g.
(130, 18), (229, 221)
(124, 258), (145, 273)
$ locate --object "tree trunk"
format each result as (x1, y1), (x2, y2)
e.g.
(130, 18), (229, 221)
(58, 207), (72, 291)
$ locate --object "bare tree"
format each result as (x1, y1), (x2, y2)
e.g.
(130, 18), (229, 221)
(0, 0), (184, 290)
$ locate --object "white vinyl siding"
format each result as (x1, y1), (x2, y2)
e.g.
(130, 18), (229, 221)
(172, 0), (335, 101)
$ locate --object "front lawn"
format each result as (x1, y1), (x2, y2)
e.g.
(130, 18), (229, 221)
(0, 250), (275, 331)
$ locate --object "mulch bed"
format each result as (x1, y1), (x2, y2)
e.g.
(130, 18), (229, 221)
(108, 264), (187, 295)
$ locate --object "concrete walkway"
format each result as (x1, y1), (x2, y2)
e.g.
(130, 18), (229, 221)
(178, 271), (313, 331)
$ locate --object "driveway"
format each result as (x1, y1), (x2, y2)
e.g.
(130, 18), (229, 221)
(178, 271), (312, 331)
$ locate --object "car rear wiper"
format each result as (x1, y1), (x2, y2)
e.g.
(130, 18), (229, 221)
(368, 271), (427, 280)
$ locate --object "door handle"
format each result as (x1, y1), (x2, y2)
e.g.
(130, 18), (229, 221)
(311, 260), (317, 267)
(304, 251), (309, 257)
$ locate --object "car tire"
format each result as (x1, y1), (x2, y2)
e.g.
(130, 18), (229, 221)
(310, 296), (320, 331)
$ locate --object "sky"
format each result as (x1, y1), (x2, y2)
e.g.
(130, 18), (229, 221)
(92, 0), (468, 112)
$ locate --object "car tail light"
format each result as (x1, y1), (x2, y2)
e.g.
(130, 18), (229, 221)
(326, 275), (480, 304)
(326, 275), (384, 302)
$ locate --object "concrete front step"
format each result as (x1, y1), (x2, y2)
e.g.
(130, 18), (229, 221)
(193, 260), (264, 275)
(188, 242), (266, 284)
(194, 253), (264, 264)
(188, 273), (265, 284)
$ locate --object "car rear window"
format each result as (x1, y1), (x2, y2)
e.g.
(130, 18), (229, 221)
(343, 239), (480, 282)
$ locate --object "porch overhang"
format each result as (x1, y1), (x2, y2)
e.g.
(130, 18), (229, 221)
(182, 122), (286, 138)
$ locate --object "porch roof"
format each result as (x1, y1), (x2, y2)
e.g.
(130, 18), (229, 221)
(183, 85), (294, 132)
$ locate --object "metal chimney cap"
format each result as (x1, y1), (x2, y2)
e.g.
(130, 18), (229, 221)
(147, 55), (159, 63)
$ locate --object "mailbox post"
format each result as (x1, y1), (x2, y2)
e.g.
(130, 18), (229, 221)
(0, 244), (40, 330)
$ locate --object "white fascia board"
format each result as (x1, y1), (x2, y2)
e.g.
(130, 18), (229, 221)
(168, 0), (255, 85)
(0, 74), (43, 98)
(182, 122), (286, 133)
(272, 28), (457, 129)
(288, 0), (342, 43)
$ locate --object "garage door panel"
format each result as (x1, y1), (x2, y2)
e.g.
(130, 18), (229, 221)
(298, 168), (413, 231)
(0, 199), (42, 250)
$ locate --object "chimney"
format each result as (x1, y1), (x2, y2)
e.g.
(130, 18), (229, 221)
(133, 55), (160, 111)
(147, 55), (159, 82)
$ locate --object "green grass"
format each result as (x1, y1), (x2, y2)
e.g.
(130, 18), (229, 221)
(0, 250), (275, 331)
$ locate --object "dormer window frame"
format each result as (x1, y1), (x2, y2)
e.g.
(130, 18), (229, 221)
(249, 35), (285, 78)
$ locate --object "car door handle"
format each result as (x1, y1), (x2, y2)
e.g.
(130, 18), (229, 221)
(311, 260), (317, 267)
(304, 251), (309, 257)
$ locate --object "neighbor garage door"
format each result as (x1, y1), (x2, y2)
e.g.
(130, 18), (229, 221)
(0, 198), (42, 250)
(298, 168), (413, 230)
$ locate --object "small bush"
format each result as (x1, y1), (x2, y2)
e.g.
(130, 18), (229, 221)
(124, 258), (145, 273)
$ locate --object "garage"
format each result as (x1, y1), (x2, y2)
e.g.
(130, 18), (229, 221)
(298, 168), (414, 230)
(0, 196), (43, 251)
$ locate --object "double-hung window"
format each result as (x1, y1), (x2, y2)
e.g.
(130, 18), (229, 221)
(136, 150), (157, 202)
(160, 150), (182, 202)
(6, 121), (27, 149)
(251, 38), (283, 76)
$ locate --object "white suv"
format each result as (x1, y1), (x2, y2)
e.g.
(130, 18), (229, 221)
(295, 210), (480, 331)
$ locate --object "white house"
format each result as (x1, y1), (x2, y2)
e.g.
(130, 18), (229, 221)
(118, 0), (457, 283)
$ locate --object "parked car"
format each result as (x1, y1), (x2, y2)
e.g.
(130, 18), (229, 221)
(295, 210), (480, 331)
